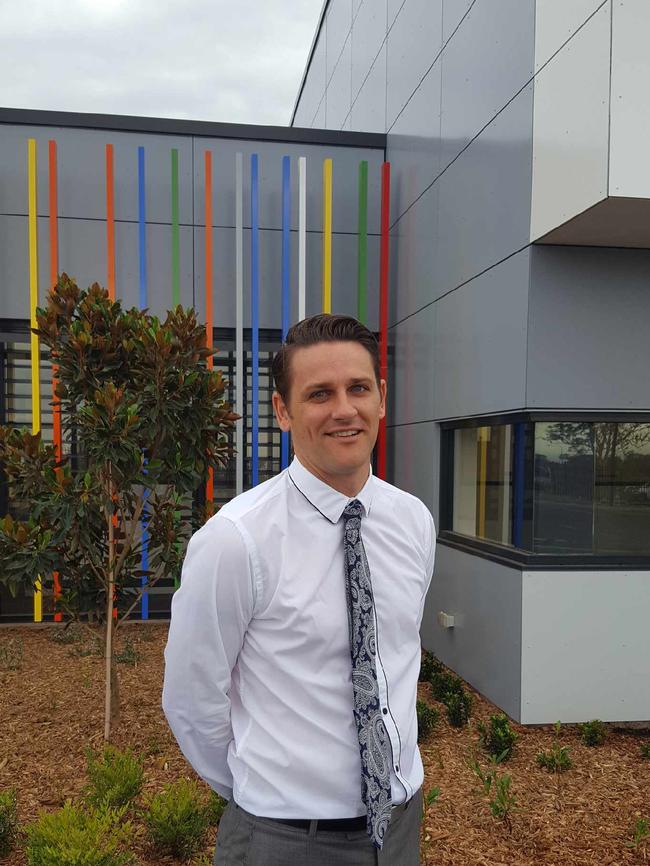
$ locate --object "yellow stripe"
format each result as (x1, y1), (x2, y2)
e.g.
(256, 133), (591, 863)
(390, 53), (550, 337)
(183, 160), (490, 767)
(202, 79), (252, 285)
(322, 158), (332, 313)
(28, 139), (42, 622)
(477, 426), (489, 538)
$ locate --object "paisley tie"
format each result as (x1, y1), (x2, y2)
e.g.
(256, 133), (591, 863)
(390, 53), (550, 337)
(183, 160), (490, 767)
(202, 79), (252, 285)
(342, 499), (393, 849)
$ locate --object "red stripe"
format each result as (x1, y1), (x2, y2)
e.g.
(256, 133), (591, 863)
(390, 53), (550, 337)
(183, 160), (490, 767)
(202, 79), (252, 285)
(377, 162), (390, 480)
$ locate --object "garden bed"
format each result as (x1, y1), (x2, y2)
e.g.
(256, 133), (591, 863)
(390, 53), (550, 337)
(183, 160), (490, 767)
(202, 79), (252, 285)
(0, 624), (648, 864)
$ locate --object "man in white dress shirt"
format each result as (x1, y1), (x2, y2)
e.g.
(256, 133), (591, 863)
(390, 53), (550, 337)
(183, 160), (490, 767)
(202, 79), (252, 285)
(163, 314), (435, 865)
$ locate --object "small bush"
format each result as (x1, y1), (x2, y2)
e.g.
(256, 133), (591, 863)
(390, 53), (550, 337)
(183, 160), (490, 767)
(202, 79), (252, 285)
(205, 790), (227, 826)
(626, 818), (649, 854)
(641, 742), (650, 760)
(419, 650), (444, 683)
(424, 787), (441, 807)
(579, 719), (607, 747)
(417, 701), (439, 742)
(26, 802), (132, 866)
(467, 752), (517, 832)
(536, 743), (572, 773)
(115, 636), (140, 666)
(477, 714), (518, 761)
(445, 689), (473, 728)
(48, 624), (83, 645)
(430, 669), (464, 703)
(84, 746), (144, 810)
(145, 779), (210, 859)
(0, 638), (23, 671)
(0, 788), (18, 856)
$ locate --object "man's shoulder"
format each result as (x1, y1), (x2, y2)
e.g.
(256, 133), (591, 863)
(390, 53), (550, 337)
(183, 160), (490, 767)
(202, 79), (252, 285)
(216, 470), (289, 526)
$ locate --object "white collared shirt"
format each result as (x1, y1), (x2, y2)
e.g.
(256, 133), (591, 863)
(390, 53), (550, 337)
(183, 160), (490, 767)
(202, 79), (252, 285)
(163, 457), (435, 818)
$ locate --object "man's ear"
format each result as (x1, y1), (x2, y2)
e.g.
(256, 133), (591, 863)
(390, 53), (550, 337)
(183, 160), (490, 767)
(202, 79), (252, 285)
(272, 391), (292, 432)
(379, 379), (387, 420)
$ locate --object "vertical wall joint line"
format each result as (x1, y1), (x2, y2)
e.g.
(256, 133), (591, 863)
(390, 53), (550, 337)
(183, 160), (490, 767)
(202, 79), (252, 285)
(205, 150), (214, 505)
(106, 144), (116, 300)
(357, 161), (368, 325)
(298, 157), (307, 321)
(171, 148), (180, 307)
(235, 153), (244, 496)
(322, 158), (333, 313)
(251, 153), (260, 487)
(377, 161), (390, 480)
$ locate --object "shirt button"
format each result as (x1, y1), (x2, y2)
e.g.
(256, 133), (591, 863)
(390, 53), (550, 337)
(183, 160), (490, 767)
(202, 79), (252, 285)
(382, 708), (388, 715)
(395, 765), (399, 772)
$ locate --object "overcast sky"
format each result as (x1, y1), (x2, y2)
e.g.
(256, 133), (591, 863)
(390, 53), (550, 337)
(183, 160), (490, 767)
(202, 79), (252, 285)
(0, 0), (323, 126)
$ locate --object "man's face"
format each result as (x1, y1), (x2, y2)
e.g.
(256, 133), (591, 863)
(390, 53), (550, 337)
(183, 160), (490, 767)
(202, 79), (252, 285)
(272, 341), (386, 496)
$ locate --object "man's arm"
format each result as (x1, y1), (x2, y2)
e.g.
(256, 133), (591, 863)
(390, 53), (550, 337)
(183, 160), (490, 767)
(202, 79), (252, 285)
(162, 515), (255, 800)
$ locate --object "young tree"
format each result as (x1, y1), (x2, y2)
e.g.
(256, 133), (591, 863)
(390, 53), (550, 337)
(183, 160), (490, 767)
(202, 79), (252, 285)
(0, 275), (236, 740)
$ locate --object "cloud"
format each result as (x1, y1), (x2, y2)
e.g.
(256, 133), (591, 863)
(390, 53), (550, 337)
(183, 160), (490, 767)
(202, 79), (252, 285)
(0, 0), (322, 125)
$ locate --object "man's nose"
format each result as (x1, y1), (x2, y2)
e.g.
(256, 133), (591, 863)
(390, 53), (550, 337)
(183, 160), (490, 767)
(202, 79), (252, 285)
(331, 390), (357, 419)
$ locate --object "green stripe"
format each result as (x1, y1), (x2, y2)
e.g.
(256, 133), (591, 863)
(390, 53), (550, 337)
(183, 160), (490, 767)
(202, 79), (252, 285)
(357, 161), (368, 324)
(171, 149), (180, 307)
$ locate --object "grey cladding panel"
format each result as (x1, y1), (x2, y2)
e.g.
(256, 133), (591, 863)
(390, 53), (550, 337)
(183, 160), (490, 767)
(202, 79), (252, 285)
(326, 38), (353, 130)
(433, 249), (530, 419)
(0, 215), (30, 319)
(527, 246), (650, 410)
(441, 0), (473, 42)
(326, 0), (353, 81)
(351, 0), (388, 100)
(386, 0), (443, 130)
(388, 420), (439, 523)
(436, 84), (533, 298)
(350, 44), (387, 133)
(389, 300), (436, 427)
(440, 0), (535, 171)
(425, 543), (522, 721)
(387, 60), (442, 223)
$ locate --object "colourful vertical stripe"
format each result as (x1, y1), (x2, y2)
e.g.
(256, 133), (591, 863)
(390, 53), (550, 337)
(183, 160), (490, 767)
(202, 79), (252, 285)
(106, 144), (116, 300)
(477, 427), (489, 538)
(137, 145), (149, 617)
(298, 156), (307, 321)
(357, 161), (368, 324)
(138, 146), (147, 309)
(28, 139), (42, 622)
(171, 148), (180, 307)
(235, 153), (244, 496)
(48, 140), (62, 622)
(281, 155), (291, 470)
(251, 154), (260, 487)
(376, 162), (390, 480)
(205, 151), (214, 504)
(322, 158), (332, 313)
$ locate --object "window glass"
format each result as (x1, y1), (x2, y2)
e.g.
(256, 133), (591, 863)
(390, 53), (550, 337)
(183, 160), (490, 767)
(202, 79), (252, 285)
(452, 425), (512, 546)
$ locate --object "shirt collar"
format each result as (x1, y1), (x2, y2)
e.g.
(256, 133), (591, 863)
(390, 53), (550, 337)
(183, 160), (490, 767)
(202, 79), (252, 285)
(287, 456), (375, 524)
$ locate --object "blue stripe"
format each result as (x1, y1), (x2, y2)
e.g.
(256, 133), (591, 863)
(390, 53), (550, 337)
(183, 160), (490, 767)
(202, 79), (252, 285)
(281, 155), (291, 470)
(138, 146), (147, 309)
(138, 145), (149, 618)
(251, 154), (259, 487)
(513, 422), (525, 548)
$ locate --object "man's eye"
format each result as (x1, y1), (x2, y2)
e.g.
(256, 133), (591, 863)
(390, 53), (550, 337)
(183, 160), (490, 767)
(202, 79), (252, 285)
(350, 384), (368, 393)
(310, 390), (328, 400)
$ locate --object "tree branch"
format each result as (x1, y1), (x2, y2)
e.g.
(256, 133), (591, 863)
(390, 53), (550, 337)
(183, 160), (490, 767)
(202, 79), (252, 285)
(116, 561), (168, 628)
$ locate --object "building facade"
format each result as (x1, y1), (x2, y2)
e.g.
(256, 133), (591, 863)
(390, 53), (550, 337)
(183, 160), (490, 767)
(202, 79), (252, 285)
(292, 0), (650, 724)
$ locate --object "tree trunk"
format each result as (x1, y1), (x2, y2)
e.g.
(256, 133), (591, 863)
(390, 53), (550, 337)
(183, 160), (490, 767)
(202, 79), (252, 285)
(104, 469), (115, 742)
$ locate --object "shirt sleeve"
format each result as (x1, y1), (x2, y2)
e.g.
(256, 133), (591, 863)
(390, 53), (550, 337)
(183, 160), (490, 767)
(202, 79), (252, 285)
(417, 508), (436, 630)
(162, 515), (255, 800)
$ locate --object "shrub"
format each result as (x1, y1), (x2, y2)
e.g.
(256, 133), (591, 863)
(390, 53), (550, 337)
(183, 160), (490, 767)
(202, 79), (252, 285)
(114, 636), (140, 666)
(445, 689), (473, 728)
(430, 669), (463, 703)
(26, 802), (132, 866)
(579, 719), (607, 747)
(477, 714), (518, 761)
(48, 624), (84, 645)
(424, 787), (441, 807)
(0, 638), (23, 671)
(467, 752), (517, 832)
(417, 701), (440, 742)
(419, 650), (444, 683)
(205, 790), (227, 826)
(641, 742), (650, 760)
(626, 818), (649, 854)
(0, 788), (18, 856)
(145, 779), (210, 858)
(84, 746), (144, 810)
(536, 743), (572, 773)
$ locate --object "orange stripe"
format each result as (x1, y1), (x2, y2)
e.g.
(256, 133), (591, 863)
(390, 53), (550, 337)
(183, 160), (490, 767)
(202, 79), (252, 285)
(49, 140), (63, 622)
(106, 144), (116, 300)
(205, 151), (214, 505)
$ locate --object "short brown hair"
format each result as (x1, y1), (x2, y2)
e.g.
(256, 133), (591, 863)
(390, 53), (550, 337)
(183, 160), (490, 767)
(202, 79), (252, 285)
(272, 314), (380, 402)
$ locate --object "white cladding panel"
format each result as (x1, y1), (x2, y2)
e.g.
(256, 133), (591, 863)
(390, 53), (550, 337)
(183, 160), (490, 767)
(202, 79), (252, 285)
(521, 570), (650, 724)
(534, 0), (606, 71)
(530, 2), (611, 241)
(609, 0), (650, 197)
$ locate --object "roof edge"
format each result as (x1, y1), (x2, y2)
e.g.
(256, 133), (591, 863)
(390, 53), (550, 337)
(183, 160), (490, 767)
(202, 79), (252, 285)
(289, 0), (331, 127)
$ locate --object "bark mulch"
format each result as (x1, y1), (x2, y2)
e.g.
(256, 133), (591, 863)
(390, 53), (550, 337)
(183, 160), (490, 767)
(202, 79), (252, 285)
(0, 624), (648, 865)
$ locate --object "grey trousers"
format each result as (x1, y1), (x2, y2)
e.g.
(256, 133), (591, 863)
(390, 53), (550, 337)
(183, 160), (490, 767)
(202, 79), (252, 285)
(214, 788), (422, 866)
